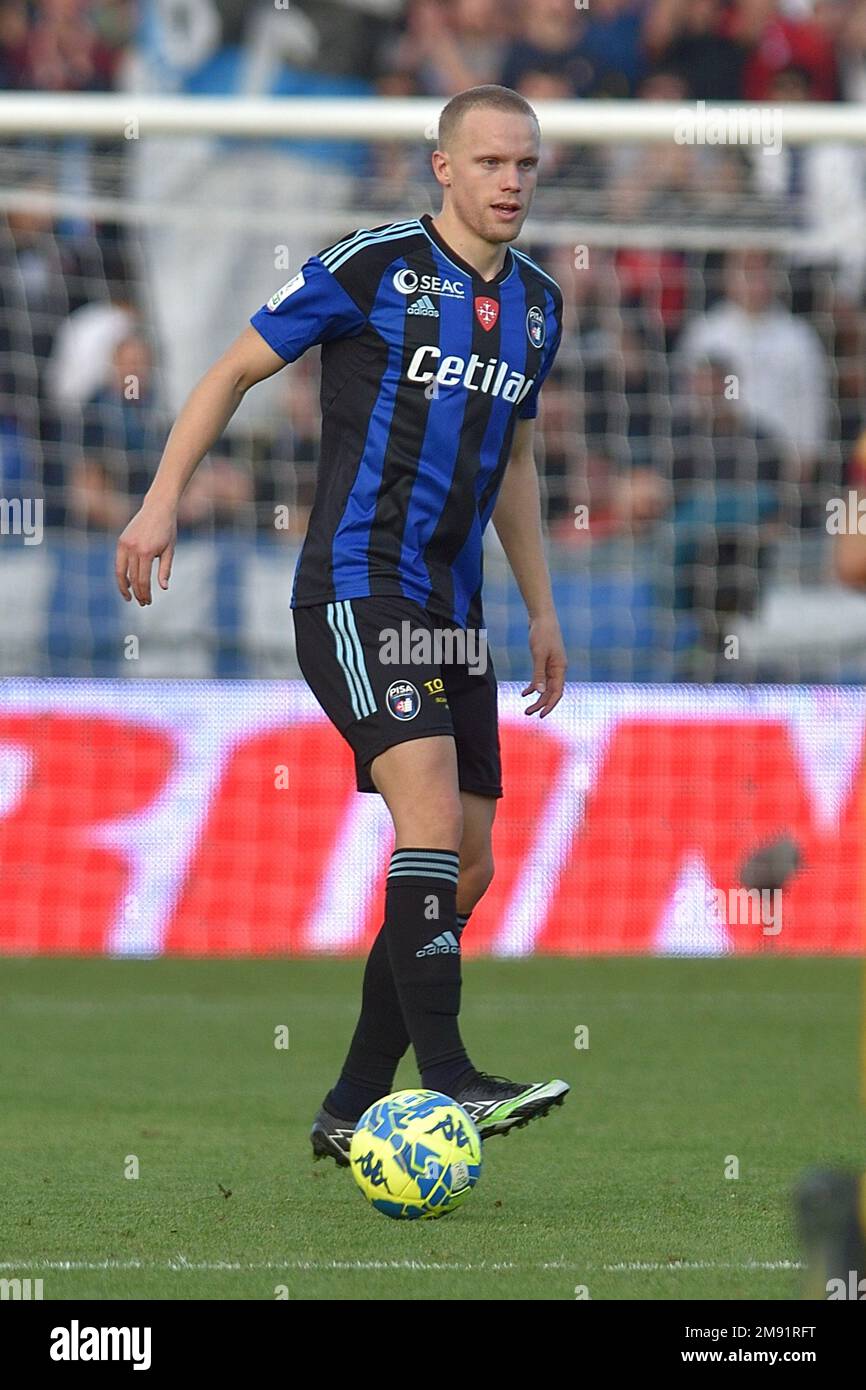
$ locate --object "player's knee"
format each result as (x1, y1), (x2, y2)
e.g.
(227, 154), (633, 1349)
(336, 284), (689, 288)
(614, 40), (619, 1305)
(459, 851), (495, 910)
(392, 790), (463, 851)
(374, 736), (463, 848)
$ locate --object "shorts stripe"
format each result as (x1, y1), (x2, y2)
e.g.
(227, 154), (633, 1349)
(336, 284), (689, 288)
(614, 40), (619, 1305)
(327, 602), (369, 720)
(327, 600), (376, 720)
(340, 600), (377, 713)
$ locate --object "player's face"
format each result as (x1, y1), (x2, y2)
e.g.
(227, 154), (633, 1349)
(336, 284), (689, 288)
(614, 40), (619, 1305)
(444, 110), (540, 245)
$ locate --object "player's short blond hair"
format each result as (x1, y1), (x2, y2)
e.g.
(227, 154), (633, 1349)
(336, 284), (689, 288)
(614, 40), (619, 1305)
(437, 85), (540, 152)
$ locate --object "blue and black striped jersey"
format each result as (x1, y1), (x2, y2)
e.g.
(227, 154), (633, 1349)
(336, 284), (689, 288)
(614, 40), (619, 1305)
(250, 214), (563, 628)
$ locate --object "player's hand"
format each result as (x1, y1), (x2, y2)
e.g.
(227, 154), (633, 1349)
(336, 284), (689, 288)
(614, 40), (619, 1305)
(522, 614), (567, 718)
(115, 500), (177, 606)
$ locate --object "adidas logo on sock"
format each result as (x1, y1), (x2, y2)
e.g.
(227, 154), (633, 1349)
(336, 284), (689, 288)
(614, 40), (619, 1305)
(407, 294), (439, 317)
(415, 930), (460, 957)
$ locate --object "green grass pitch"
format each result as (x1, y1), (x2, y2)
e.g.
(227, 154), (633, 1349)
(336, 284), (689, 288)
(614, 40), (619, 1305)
(0, 955), (863, 1301)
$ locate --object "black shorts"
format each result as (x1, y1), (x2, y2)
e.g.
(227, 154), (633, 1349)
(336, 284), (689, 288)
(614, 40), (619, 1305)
(292, 595), (502, 797)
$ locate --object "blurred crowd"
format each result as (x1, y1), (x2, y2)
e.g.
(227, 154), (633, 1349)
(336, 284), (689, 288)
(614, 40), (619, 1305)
(4, 0), (866, 102)
(3, 0), (866, 677)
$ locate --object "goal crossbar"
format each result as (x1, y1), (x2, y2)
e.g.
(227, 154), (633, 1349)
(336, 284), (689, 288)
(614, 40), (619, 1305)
(0, 94), (865, 144)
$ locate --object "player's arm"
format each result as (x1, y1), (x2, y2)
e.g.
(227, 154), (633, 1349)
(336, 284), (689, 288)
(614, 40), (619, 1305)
(492, 416), (567, 717)
(115, 326), (287, 606)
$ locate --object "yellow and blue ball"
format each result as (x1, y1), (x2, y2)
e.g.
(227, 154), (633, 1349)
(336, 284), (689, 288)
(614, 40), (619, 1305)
(349, 1089), (482, 1220)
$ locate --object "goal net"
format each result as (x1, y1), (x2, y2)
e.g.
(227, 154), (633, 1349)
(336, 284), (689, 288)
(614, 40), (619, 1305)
(1, 93), (864, 682)
(0, 84), (863, 956)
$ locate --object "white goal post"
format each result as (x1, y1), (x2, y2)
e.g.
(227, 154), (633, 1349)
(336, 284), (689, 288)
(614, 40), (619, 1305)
(0, 94), (865, 143)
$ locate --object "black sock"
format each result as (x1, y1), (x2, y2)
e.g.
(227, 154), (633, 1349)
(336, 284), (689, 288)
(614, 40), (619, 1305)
(326, 911), (475, 1119)
(424, 911), (475, 1093)
(326, 924), (407, 1120)
(383, 848), (474, 1094)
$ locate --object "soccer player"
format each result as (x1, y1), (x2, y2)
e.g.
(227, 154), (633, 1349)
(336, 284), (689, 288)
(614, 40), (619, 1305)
(116, 84), (570, 1165)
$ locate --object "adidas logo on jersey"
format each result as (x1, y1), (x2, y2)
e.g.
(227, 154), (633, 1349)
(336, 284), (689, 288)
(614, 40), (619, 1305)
(408, 294), (439, 317)
(415, 931), (461, 957)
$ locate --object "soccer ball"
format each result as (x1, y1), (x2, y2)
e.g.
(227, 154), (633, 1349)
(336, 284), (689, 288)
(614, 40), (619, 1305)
(349, 1089), (482, 1220)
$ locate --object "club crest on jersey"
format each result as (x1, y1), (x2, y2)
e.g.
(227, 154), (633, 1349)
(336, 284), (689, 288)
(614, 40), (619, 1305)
(475, 296), (499, 331)
(386, 680), (421, 721)
(527, 305), (546, 348)
(266, 271), (305, 311)
(393, 268), (465, 299)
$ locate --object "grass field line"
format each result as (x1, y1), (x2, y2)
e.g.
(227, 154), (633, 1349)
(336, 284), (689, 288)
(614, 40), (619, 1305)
(0, 1258), (804, 1274)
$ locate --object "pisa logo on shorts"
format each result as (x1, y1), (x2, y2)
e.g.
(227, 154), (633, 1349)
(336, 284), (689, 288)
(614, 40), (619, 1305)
(527, 305), (546, 348)
(386, 680), (420, 720)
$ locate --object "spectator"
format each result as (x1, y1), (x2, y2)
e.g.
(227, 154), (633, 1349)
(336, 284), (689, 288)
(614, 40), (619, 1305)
(18, 0), (120, 93)
(131, 0), (383, 432)
(72, 332), (254, 532)
(0, 368), (38, 504)
(70, 333), (165, 530)
(580, 0), (648, 96)
(642, 0), (752, 100)
(606, 68), (741, 345)
(0, 181), (73, 436)
(46, 291), (138, 412)
(838, 0), (866, 100)
(665, 353), (792, 671)
(580, 313), (673, 532)
(500, 0), (600, 96)
(733, 0), (838, 100)
(282, 0), (404, 82)
(675, 249), (828, 481)
(0, 0), (28, 87)
(607, 66), (745, 226)
(832, 296), (866, 460)
(396, 0), (507, 96)
(366, 66), (428, 210)
(748, 65), (866, 308)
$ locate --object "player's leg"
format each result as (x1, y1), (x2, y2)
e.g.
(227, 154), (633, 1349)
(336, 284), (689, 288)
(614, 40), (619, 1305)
(304, 599), (567, 1160)
(300, 597), (472, 1163)
(367, 734), (480, 1099)
(330, 666), (569, 1146)
(313, 735), (477, 1164)
(320, 787), (497, 1151)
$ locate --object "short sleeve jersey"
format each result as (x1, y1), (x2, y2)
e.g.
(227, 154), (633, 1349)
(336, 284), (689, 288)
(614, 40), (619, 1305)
(250, 214), (563, 628)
